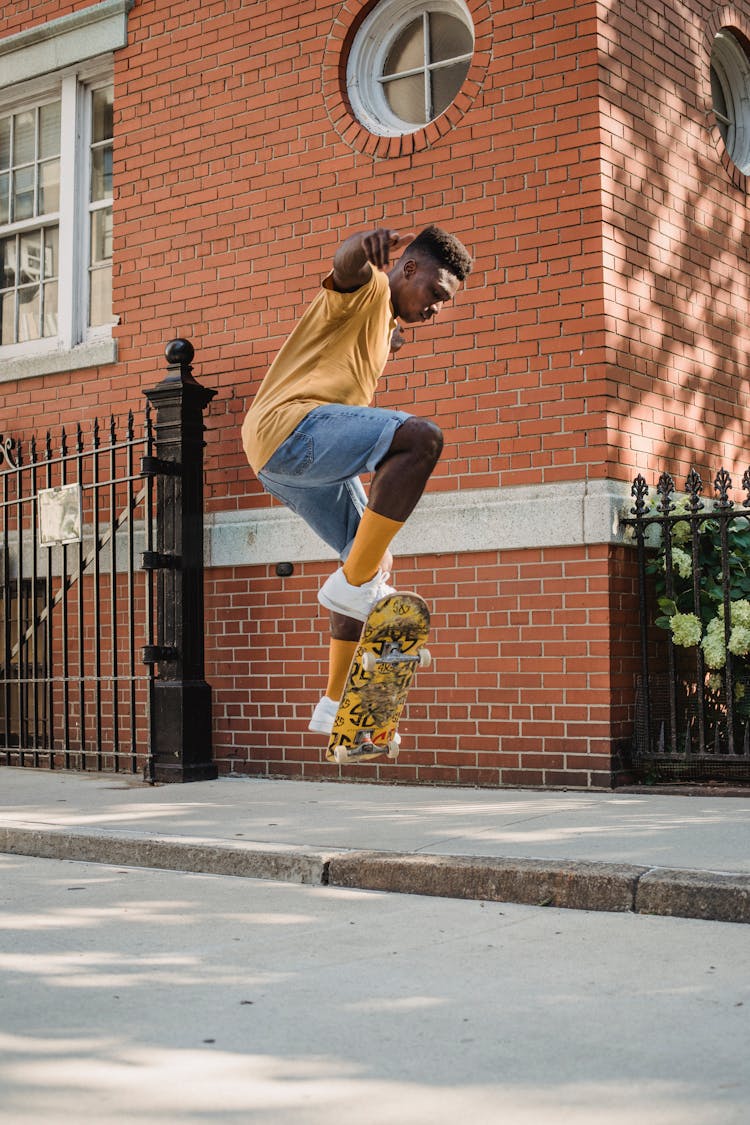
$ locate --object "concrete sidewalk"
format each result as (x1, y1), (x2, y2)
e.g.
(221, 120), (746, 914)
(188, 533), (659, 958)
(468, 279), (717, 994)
(1, 766), (749, 924)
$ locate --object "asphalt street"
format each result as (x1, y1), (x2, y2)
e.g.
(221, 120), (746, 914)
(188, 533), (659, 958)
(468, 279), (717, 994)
(1, 852), (748, 1125)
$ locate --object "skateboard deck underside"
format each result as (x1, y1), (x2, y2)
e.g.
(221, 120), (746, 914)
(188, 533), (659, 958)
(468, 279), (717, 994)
(327, 592), (430, 764)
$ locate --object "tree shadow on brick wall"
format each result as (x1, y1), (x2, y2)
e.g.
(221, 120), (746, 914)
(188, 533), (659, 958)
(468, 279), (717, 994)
(600, 0), (750, 488)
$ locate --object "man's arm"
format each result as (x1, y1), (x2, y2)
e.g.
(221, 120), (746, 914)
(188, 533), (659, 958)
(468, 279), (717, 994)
(331, 228), (414, 292)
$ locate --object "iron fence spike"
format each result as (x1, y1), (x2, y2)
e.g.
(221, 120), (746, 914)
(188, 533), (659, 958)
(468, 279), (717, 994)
(630, 473), (649, 515)
(656, 471), (675, 513)
(713, 467), (733, 509)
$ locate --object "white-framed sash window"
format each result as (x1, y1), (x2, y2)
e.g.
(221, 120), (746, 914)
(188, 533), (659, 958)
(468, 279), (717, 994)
(0, 0), (132, 380)
(0, 66), (115, 363)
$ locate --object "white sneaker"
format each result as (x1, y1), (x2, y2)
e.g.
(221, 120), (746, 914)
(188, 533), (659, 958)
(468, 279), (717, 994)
(318, 567), (396, 622)
(308, 695), (339, 734)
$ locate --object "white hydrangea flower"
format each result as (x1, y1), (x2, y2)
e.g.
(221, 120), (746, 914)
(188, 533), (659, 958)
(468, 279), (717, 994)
(670, 612), (702, 648)
(731, 600), (750, 628)
(671, 520), (691, 545)
(728, 624), (750, 656)
(701, 617), (726, 669)
(667, 547), (692, 578)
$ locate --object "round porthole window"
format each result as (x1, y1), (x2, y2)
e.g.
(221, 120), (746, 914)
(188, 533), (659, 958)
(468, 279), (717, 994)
(346, 0), (475, 137)
(710, 28), (750, 174)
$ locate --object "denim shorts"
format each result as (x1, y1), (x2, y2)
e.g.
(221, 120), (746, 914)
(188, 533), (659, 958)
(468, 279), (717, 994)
(257, 404), (412, 560)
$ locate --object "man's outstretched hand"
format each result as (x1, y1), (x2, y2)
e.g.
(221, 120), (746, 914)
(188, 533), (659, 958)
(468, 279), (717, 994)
(361, 229), (415, 270)
(332, 227), (415, 291)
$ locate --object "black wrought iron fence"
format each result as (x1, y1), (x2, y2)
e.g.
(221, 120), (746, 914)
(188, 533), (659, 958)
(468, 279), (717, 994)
(0, 412), (156, 774)
(622, 467), (750, 780)
(0, 338), (218, 783)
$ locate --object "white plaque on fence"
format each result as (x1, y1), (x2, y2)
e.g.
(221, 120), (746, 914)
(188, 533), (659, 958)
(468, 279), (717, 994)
(38, 483), (82, 547)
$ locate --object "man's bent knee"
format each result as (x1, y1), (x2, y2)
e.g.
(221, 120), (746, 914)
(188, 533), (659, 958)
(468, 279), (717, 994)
(389, 417), (443, 465)
(419, 419), (444, 465)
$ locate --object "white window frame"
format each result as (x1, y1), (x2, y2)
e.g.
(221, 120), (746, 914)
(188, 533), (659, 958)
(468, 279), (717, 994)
(711, 29), (750, 175)
(0, 0), (132, 381)
(346, 0), (474, 137)
(0, 63), (114, 375)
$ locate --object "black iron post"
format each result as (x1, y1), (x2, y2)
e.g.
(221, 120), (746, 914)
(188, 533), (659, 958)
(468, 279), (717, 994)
(143, 339), (217, 783)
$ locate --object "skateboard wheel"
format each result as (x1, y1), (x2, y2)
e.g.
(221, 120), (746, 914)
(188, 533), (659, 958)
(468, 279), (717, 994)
(418, 647), (432, 668)
(361, 651), (378, 672)
(386, 739), (400, 759)
(333, 746), (349, 765)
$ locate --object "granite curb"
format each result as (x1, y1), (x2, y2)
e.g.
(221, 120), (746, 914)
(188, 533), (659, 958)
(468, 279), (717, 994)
(2, 823), (749, 924)
(0, 826), (332, 886)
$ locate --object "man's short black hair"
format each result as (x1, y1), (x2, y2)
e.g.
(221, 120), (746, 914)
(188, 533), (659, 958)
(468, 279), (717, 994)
(406, 225), (473, 282)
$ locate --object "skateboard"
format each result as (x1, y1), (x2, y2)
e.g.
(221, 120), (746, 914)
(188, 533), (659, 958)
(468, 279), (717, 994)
(327, 591), (431, 765)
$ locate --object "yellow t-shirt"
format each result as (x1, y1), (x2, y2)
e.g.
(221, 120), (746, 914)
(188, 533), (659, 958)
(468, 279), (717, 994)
(242, 266), (398, 473)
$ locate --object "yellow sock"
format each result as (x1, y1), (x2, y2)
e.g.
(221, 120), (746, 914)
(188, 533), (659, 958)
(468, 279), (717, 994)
(343, 508), (404, 586)
(325, 639), (359, 701)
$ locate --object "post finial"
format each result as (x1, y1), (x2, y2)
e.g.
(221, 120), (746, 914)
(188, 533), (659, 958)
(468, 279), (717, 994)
(165, 338), (195, 366)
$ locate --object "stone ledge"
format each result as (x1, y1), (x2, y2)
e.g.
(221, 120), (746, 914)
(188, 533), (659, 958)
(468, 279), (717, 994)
(0, 0), (134, 88)
(205, 479), (634, 568)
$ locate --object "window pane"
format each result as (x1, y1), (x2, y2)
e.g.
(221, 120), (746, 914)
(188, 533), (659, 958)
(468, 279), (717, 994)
(384, 73), (426, 124)
(1, 237), (16, 289)
(384, 17), (424, 76)
(89, 264), (112, 327)
(39, 102), (61, 159)
(38, 159), (60, 214)
(0, 172), (8, 224)
(431, 59), (471, 117)
(90, 145), (113, 202)
(92, 86), (114, 144)
(13, 167), (35, 221)
(43, 280), (58, 337)
(44, 226), (59, 279)
(88, 86), (115, 332)
(0, 117), (9, 170)
(13, 111), (35, 165)
(0, 291), (15, 344)
(91, 207), (113, 263)
(18, 286), (40, 342)
(429, 13), (473, 63)
(19, 231), (42, 285)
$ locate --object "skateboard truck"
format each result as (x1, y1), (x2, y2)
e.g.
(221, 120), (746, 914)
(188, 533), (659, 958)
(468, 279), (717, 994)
(332, 731), (401, 765)
(360, 643), (432, 672)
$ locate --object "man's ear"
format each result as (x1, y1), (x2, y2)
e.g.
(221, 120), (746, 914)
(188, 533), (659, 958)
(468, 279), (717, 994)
(401, 257), (418, 278)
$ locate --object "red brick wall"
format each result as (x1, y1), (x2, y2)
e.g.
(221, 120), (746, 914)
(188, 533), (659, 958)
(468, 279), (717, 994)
(206, 543), (634, 788)
(599, 0), (750, 489)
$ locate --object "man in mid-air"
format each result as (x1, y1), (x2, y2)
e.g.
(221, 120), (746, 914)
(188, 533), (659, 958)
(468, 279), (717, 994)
(242, 224), (472, 737)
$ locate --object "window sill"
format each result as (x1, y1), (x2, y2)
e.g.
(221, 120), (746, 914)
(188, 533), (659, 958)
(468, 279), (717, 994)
(0, 337), (117, 383)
